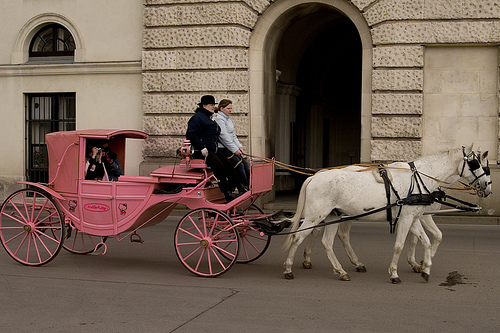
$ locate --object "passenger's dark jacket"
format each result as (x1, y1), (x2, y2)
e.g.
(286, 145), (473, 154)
(186, 107), (220, 152)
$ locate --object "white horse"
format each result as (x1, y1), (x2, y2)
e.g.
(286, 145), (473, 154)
(283, 145), (491, 283)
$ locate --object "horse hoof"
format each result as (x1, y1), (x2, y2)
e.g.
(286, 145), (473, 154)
(421, 272), (430, 282)
(302, 261), (312, 269)
(340, 274), (351, 281)
(355, 265), (367, 273)
(391, 277), (402, 284)
(283, 272), (294, 280)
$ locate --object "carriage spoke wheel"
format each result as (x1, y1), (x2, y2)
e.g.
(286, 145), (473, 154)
(57, 227), (107, 255)
(228, 204), (271, 263)
(175, 208), (239, 277)
(0, 189), (65, 266)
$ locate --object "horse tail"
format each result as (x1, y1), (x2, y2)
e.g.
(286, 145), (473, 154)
(282, 176), (313, 250)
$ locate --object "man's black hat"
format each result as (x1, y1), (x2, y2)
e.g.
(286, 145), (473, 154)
(198, 95), (217, 106)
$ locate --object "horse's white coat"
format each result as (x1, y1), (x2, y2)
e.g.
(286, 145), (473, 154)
(282, 146), (491, 282)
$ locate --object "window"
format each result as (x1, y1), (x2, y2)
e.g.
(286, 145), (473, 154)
(29, 24), (75, 61)
(26, 93), (76, 183)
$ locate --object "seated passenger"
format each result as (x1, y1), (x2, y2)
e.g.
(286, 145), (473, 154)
(215, 99), (250, 193)
(85, 146), (109, 181)
(103, 150), (123, 181)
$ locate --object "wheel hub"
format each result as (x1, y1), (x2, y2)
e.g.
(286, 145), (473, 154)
(23, 224), (32, 232)
(200, 239), (211, 248)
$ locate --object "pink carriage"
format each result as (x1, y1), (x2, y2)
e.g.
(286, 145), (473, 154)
(0, 129), (276, 277)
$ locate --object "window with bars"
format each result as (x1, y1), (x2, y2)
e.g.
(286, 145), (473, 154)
(26, 94), (76, 183)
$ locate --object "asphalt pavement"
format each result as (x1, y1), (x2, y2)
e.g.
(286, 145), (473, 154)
(1, 214), (499, 333)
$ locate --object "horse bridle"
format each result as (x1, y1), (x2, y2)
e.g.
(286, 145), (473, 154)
(460, 147), (491, 188)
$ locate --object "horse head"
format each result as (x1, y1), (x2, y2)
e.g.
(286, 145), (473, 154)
(459, 144), (492, 197)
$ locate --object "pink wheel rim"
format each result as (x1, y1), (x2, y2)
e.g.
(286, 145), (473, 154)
(175, 208), (239, 277)
(0, 189), (64, 266)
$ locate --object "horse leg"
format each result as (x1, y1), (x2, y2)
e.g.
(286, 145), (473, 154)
(321, 224), (350, 281)
(410, 219), (433, 282)
(337, 221), (366, 272)
(407, 230), (422, 273)
(388, 215), (415, 283)
(302, 227), (322, 269)
(283, 221), (318, 279)
(420, 214), (442, 258)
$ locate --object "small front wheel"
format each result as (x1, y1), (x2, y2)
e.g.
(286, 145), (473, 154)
(230, 204), (271, 263)
(175, 208), (239, 277)
(0, 188), (65, 266)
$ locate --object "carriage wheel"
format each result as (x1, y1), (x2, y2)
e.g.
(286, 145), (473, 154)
(229, 204), (271, 263)
(0, 188), (65, 266)
(58, 227), (107, 254)
(175, 208), (239, 277)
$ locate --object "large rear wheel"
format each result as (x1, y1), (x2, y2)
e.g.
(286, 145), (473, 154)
(0, 188), (65, 266)
(175, 208), (239, 277)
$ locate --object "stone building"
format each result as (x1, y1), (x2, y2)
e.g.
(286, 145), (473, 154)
(1, 0), (499, 212)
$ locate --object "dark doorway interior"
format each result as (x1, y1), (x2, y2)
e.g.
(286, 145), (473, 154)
(274, 7), (362, 193)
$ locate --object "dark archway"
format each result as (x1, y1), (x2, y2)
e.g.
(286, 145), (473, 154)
(274, 7), (362, 192)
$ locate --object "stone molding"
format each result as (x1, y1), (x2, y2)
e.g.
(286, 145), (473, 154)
(372, 69), (423, 91)
(143, 70), (249, 92)
(372, 21), (500, 45)
(373, 45), (424, 68)
(371, 117), (422, 138)
(372, 93), (422, 115)
(142, 49), (248, 70)
(143, 93), (249, 114)
(144, 3), (258, 28)
(366, 0), (500, 26)
(371, 140), (422, 162)
(144, 26), (252, 48)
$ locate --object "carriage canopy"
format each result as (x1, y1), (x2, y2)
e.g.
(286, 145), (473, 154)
(46, 129), (148, 194)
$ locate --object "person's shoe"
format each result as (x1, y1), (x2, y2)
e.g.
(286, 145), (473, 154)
(237, 185), (249, 194)
(224, 192), (237, 203)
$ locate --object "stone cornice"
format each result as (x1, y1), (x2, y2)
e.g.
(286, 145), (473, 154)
(0, 61), (142, 77)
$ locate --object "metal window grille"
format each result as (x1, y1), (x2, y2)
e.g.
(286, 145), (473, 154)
(25, 93), (76, 183)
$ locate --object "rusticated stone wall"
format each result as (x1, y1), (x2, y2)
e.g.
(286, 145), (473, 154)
(142, 0), (260, 170)
(143, 0), (500, 166)
(366, 0), (500, 161)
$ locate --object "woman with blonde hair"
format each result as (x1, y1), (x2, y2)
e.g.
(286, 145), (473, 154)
(215, 99), (250, 193)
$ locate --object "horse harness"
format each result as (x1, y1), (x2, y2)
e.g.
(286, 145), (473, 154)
(379, 147), (489, 233)
(257, 149), (487, 236)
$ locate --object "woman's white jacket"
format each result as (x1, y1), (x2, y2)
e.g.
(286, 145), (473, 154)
(215, 112), (242, 153)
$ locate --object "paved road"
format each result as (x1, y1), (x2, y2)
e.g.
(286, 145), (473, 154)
(1, 215), (499, 333)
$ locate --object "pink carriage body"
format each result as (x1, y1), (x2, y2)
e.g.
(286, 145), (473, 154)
(1, 129), (274, 274)
(40, 129), (273, 237)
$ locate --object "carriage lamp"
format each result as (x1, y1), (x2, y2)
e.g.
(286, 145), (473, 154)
(181, 140), (193, 169)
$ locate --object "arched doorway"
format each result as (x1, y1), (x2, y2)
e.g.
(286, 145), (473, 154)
(249, 0), (372, 196)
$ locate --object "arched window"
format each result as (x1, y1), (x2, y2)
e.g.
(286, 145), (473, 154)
(29, 23), (75, 61)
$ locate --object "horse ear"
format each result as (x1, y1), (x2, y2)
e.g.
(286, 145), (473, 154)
(482, 151), (489, 161)
(464, 143), (473, 154)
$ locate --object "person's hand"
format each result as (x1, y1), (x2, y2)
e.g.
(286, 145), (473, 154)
(96, 150), (103, 163)
(234, 150), (242, 156)
(201, 148), (208, 157)
(239, 149), (246, 155)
